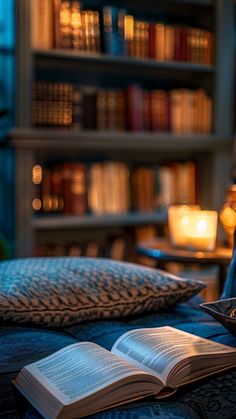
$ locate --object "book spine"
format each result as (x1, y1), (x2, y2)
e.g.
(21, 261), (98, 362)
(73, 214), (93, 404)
(57, 0), (72, 48)
(135, 21), (148, 59)
(155, 23), (165, 61)
(102, 6), (117, 55)
(80, 10), (101, 53)
(102, 6), (126, 56)
(106, 90), (117, 130)
(115, 90), (126, 131)
(72, 85), (83, 129)
(96, 89), (107, 130)
(31, 0), (54, 49)
(131, 166), (155, 212)
(179, 27), (187, 61)
(71, 1), (82, 50)
(50, 166), (64, 212)
(126, 85), (143, 131)
(150, 90), (167, 132)
(174, 26), (181, 61)
(170, 89), (183, 133)
(61, 163), (87, 215)
(204, 31), (213, 64)
(164, 25), (174, 61)
(124, 14), (134, 57)
(148, 23), (156, 59)
(158, 165), (176, 207)
(82, 87), (97, 129)
(181, 89), (194, 133)
(173, 161), (196, 204)
(87, 163), (105, 214)
(117, 9), (126, 56)
(142, 90), (151, 131)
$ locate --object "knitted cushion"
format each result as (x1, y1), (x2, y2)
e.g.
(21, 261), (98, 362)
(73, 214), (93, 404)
(0, 257), (205, 327)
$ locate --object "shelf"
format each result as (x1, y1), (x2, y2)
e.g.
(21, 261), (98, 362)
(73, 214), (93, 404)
(33, 49), (215, 74)
(10, 128), (232, 153)
(127, 0), (214, 6)
(160, 0), (213, 4)
(31, 211), (167, 230)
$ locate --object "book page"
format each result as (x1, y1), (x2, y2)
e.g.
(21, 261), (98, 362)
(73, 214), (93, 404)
(112, 326), (236, 383)
(22, 342), (153, 405)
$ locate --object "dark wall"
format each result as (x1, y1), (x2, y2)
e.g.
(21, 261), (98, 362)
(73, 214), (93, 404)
(0, 0), (15, 256)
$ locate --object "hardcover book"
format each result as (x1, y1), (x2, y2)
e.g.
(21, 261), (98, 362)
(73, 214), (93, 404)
(31, 0), (54, 49)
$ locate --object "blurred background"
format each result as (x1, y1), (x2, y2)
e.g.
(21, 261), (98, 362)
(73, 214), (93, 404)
(1, 0), (236, 300)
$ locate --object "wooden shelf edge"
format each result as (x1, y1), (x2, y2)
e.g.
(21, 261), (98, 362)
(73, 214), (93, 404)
(9, 128), (233, 152)
(31, 211), (167, 230)
(33, 49), (215, 73)
(166, 0), (213, 4)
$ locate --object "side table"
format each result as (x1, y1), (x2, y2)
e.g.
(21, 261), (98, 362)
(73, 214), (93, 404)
(136, 238), (232, 294)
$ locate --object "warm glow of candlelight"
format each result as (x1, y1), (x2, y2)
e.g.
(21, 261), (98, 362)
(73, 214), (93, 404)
(186, 210), (218, 251)
(168, 205), (201, 247)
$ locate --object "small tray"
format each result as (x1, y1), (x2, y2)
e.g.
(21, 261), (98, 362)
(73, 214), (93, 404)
(200, 297), (236, 335)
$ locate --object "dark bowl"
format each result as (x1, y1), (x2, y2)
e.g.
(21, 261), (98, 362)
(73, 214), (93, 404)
(200, 297), (236, 335)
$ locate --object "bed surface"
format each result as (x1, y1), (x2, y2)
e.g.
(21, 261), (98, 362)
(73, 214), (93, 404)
(2, 298), (236, 419)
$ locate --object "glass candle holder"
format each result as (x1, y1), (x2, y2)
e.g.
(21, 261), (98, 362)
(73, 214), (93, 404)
(168, 205), (201, 248)
(186, 210), (218, 251)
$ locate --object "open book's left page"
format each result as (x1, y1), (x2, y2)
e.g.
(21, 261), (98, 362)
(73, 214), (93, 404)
(14, 341), (158, 419)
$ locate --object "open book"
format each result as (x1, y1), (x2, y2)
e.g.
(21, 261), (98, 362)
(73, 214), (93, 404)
(14, 326), (236, 419)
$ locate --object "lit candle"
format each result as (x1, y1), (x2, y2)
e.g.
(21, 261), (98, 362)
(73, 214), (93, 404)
(186, 210), (218, 251)
(168, 205), (201, 247)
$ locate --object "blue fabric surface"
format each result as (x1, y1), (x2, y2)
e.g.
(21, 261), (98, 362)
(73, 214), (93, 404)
(0, 327), (77, 418)
(66, 298), (232, 349)
(2, 299), (236, 418)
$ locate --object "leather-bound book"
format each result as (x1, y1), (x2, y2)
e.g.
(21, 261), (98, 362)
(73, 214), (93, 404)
(126, 85), (143, 131)
(164, 25), (174, 61)
(61, 162), (87, 215)
(155, 23), (165, 61)
(31, 0), (54, 49)
(82, 87), (97, 129)
(148, 23), (156, 59)
(102, 6), (126, 56)
(54, 0), (72, 48)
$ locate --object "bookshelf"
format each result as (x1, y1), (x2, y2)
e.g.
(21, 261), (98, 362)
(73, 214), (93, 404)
(11, 0), (235, 258)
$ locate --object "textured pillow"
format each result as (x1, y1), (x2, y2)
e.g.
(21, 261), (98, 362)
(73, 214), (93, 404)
(0, 257), (205, 327)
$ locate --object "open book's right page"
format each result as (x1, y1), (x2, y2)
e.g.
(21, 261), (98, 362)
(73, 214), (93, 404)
(111, 326), (236, 391)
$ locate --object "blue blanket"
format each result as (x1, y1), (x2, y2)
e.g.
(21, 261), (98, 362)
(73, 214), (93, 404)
(1, 299), (236, 419)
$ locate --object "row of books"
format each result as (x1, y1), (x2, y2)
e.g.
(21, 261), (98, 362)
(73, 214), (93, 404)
(35, 225), (159, 261)
(33, 82), (212, 134)
(32, 160), (196, 215)
(35, 234), (132, 261)
(112, 14), (213, 64)
(32, 1), (213, 65)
